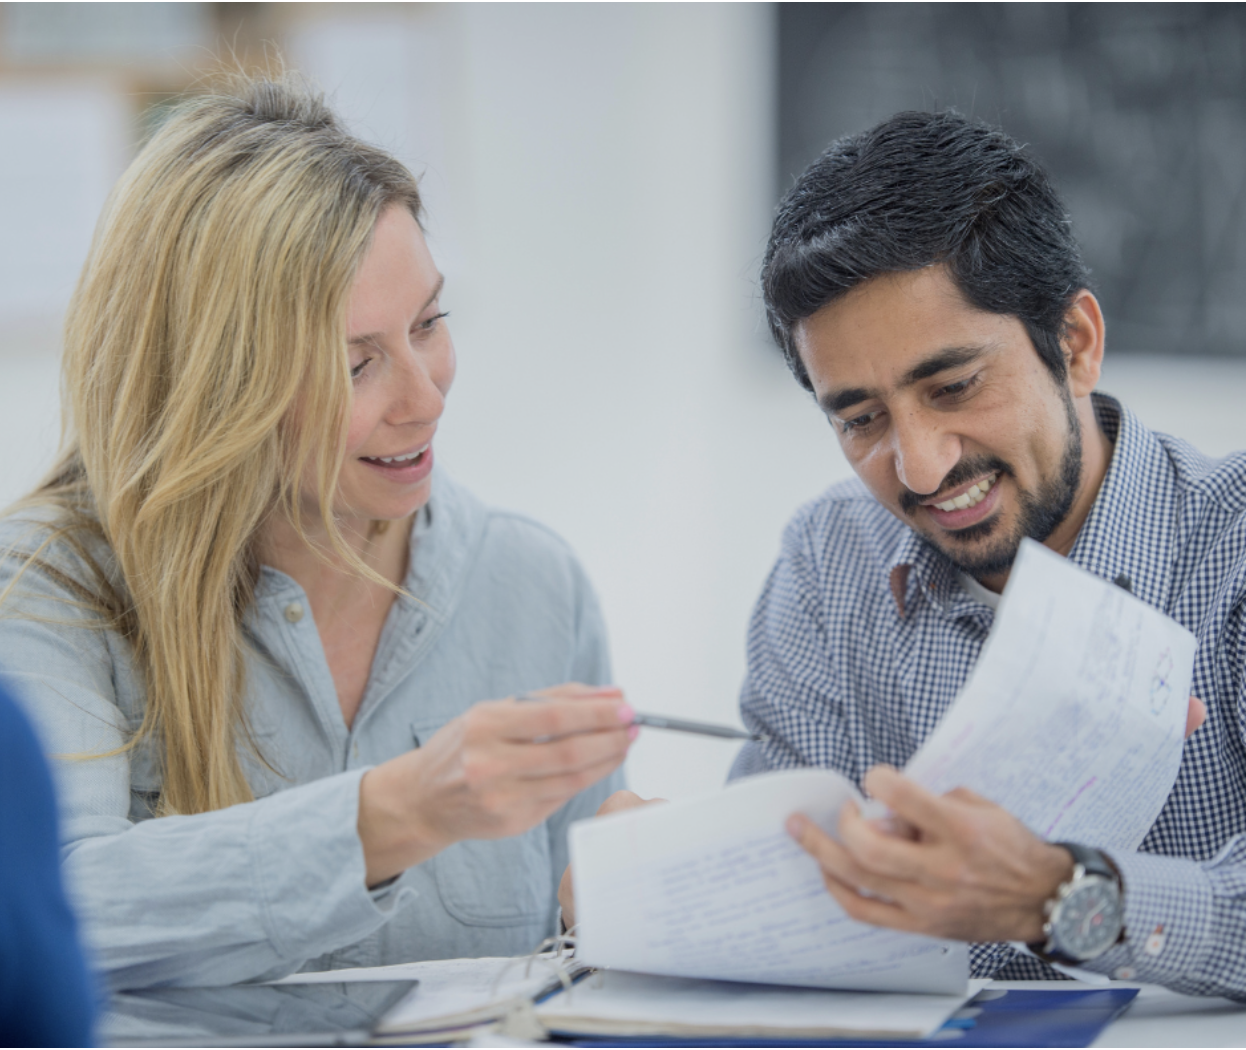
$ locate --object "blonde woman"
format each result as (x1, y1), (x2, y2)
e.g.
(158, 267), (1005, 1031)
(0, 75), (633, 988)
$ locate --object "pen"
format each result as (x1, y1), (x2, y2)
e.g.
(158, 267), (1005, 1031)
(629, 713), (765, 742)
(516, 694), (766, 742)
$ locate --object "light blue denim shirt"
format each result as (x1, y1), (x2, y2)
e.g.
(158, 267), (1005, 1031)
(0, 470), (622, 990)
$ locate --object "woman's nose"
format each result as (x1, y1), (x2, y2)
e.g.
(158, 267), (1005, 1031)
(387, 343), (452, 426)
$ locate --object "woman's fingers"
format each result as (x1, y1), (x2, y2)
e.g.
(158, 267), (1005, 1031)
(492, 693), (634, 743)
(511, 725), (634, 780)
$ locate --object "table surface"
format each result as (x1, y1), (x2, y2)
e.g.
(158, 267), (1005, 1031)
(990, 980), (1246, 1048)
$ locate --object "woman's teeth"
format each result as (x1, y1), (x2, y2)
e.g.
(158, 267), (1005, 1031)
(933, 473), (996, 512)
(371, 445), (427, 464)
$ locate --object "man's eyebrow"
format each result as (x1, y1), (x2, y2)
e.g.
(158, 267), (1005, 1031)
(821, 386), (878, 416)
(818, 345), (990, 417)
(897, 345), (988, 387)
(348, 274), (445, 346)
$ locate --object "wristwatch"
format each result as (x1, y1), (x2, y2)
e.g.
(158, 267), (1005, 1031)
(1029, 842), (1124, 965)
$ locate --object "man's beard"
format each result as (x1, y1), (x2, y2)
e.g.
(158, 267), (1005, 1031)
(898, 391), (1084, 580)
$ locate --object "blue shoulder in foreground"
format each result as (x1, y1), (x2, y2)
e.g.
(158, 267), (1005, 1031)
(0, 679), (98, 1047)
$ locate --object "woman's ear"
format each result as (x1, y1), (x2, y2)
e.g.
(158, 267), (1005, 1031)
(1062, 289), (1106, 399)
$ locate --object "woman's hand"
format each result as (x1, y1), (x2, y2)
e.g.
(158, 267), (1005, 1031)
(558, 789), (666, 930)
(357, 684), (635, 886)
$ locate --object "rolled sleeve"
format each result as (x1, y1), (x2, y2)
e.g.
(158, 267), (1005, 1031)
(68, 770), (395, 989)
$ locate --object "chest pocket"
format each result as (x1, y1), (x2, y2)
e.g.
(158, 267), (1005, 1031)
(411, 718), (555, 927)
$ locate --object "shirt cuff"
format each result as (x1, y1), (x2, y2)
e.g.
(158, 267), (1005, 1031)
(1079, 849), (1214, 984)
(248, 768), (400, 961)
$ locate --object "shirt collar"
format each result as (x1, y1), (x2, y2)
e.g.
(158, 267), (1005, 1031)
(1065, 393), (1179, 611)
(886, 393), (1178, 617)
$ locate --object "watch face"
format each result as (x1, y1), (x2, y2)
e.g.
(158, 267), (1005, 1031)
(1054, 876), (1123, 959)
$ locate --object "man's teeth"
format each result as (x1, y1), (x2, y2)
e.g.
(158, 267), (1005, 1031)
(934, 473), (996, 512)
(374, 446), (427, 464)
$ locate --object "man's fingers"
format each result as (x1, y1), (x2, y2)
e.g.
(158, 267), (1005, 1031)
(836, 797), (934, 882)
(788, 812), (889, 891)
(788, 814), (919, 930)
(596, 789), (666, 817)
(1186, 695), (1207, 738)
(819, 871), (917, 932)
(861, 765), (952, 835)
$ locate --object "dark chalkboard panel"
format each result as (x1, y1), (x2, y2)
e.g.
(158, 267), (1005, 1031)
(779, 3), (1246, 356)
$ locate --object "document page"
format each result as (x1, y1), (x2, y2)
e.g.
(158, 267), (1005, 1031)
(571, 539), (1195, 993)
(572, 768), (968, 993)
(905, 539), (1195, 851)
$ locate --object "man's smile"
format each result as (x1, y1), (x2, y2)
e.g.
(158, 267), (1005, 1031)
(919, 471), (1003, 531)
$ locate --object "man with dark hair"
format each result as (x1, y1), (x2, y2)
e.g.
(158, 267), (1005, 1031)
(730, 110), (1246, 999)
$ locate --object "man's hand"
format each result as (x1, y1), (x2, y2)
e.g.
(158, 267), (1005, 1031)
(558, 789), (665, 930)
(1187, 695), (1207, 737)
(788, 695), (1207, 943)
(788, 765), (1072, 943)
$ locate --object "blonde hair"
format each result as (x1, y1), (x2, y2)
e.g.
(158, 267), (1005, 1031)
(5, 73), (422, 815)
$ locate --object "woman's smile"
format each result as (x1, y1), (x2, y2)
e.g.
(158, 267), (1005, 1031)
(359, 441), (434, 484)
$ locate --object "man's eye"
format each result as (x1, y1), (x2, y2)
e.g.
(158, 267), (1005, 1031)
(350, 357), (371, 379)
(838, 411), (878, 434)
(937, 374), (980, 400)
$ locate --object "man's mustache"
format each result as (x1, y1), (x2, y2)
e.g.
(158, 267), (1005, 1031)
(898, 456), (1014, 517)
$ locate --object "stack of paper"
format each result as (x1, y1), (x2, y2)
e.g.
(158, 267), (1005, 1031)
(537, 970), (989, 1040)
(570, 540), (1195, 996)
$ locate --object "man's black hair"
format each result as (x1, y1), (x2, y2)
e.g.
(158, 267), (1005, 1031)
(762, 111), (1092, 391)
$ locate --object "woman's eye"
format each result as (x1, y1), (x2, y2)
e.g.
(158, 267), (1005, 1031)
(350, 357), (371, 379)
(415, 311), (450, 334)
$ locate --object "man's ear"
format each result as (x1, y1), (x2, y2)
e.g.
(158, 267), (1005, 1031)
(1062, 290), (1105, 399)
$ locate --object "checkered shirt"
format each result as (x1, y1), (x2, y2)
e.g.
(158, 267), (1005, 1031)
(730, 394), (1246, 1000)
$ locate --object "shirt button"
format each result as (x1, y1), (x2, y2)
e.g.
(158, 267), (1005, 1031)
(283, 602), (304, 624)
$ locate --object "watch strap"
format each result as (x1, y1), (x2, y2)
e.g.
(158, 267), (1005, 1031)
(1058, 841), (1117, 882)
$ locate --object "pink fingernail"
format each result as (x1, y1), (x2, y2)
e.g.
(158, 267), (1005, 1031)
(786, 815), (805, 838)
(627, 724), (640, 740)
(617, 703), (635, 724)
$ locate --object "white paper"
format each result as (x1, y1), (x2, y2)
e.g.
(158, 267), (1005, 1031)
(537, 969), (991, 1039)
(571, 539), (1196, 994)
(572, 768), (969, 993)
(905, 540), (1195, 851)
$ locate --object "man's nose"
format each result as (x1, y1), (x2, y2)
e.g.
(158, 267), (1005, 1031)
(891, 412), (961, 497)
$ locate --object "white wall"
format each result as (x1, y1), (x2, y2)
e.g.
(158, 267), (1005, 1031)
(2, 4), (1244, 802)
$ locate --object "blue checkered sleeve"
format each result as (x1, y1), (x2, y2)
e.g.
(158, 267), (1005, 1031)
(1078, 846), (1246, 999)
